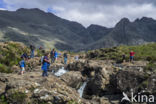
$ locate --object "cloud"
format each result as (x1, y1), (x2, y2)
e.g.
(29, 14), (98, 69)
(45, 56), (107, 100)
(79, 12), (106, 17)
(2, 0), (156, 27)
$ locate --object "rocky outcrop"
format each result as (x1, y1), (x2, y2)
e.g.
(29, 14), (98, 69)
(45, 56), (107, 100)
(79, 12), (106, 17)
(60, 71), (86, 89)
(116, 70), (156, 96)
(67, 61), (86, 72)
(0, 72), (89, 104)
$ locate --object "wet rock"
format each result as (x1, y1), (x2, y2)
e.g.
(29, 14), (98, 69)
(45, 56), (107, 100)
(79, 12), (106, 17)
(60, 71), (86, 89)
(83, 67), (112, 97)
(49, 63), (64, 73)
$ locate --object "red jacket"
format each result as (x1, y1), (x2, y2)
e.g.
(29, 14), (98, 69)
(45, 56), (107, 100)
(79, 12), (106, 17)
(130, 52), (135, 56)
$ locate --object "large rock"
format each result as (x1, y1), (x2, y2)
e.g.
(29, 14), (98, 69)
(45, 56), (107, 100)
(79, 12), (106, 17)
(116, 70), (156, 96)
(60, 71), (86, 89)
(67, 61), (86, 72)
(0, 72), (89, 104)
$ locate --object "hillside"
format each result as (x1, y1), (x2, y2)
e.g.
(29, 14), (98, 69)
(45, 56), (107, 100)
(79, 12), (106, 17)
(0, 8), (156, 51)
(0, 42), (156, 104)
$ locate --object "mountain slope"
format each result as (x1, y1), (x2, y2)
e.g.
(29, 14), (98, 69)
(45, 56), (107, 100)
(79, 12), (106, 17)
(0, 8), (90, 50)
(0, 8), (156, 51)
(86, 17), (156, 50)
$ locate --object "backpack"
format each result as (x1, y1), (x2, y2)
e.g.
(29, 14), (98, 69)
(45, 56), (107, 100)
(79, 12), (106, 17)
(40, 56), (44, 64)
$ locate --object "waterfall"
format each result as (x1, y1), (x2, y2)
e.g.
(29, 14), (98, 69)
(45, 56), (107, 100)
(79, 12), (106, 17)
(54, 67), (68, 76)
(78, 81), (87, 98)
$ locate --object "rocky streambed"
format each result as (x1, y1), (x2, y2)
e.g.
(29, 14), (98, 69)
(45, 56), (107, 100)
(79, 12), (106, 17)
(0, 58), (156, 104)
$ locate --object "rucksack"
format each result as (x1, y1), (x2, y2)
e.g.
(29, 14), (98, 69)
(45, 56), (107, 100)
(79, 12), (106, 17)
(40, 56), (44, 64)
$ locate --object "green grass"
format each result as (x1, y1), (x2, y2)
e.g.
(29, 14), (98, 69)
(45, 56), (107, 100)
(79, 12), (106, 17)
(0, 42), (29, 73)
(0, 91), (27, 104)
(7, 91), (27, 104)
(87, 43), (156, 62)
(66, 100), (79, 104)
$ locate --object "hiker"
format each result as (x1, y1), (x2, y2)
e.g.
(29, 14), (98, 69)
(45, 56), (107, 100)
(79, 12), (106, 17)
(63, 53), (68, 64)
(39, 46), (43, 50)
(19, 56), (26, 75)
(30, 45), (35, 58)
(130, 51), (135, 62)
(21, 52), (29, 60)
(75, 55), (79, 61)
(50, 49), (55, 63)
(41, 53), (50, 77)
(122, 53), (126, 63)
(54, 51), (58, 62)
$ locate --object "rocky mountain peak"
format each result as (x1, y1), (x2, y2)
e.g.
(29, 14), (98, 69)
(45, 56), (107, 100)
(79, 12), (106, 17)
(16, 8), (45, 14)
(115, 17), (130, 27)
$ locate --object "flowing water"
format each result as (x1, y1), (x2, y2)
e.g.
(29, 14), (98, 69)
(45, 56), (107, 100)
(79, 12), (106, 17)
(78, 81), (87, 98)
(54, 67), (68, 76)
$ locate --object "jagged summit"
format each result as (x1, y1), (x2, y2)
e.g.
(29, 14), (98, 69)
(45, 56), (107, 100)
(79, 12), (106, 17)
(0, 8), (156, 51)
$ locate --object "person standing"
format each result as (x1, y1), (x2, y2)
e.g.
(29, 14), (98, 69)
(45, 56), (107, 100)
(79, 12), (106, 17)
(130, 51), (135, 62)
(21, 52), (29, 60)
(19, 56), (26, 75)
(30, 45), (35, 58)
(50, 49), (55, 63)
(54, 51), (58, 62)
(63, 53), (68, 64)
(75, 55), (79, 61)
(122, 53), (126, 63)
(41, 53), (50, 77)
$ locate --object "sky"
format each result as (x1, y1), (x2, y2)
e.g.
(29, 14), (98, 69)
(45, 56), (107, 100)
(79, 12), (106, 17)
(0, 0), (156, 27)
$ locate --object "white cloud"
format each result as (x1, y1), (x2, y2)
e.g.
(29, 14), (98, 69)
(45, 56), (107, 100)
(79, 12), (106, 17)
(2, 0), (156, 27)
(0, 8), (6, 10)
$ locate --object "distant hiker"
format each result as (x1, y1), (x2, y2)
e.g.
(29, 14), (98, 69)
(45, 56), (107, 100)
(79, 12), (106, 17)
(21, 53), (29, 60)
(19, 56), (26, 75)
(63, 53), (68, 64)
(39, 46), (43, 50)
(30, 45), (35, 58)
(122, 53), (126, 63)
(75, 55), (79, 61)
(50, 49), (55, 63)
(41, 53), (50, 77)
(54, 51), (58, 62)
(130, 51), (135, 62)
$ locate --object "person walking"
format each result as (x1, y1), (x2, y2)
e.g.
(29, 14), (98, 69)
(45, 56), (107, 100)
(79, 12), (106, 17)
(41, 53), (50, 77)
(63, 53), (68, 64)
(122, 53), (126, 63)
(30, 45), (35, 58)
(130, 51), (135, 62)
(75, 55), (79, 61)
(50, 49), (55, 63)
(54, 51), (58, 62)
(19, 56), (26, 75)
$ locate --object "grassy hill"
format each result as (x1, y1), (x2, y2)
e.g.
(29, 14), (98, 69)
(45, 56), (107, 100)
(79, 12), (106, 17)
(87, 43), (156, 62)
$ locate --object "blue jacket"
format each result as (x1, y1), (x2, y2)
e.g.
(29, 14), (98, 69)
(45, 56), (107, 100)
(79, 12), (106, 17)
(41, 56), (50, 71)
(19, 60), (25, 68)
(54, 52), (58, 58)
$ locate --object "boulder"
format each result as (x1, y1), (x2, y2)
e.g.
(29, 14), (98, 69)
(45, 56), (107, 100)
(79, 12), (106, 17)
(60, 71), (86, 89)
(0, 72), (88, 104)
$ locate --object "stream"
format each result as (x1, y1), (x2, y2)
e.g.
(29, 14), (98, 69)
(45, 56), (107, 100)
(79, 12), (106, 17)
(78, 81), (87, 98)
(53, 67), (68, 77)
(52, 67), (88, 97)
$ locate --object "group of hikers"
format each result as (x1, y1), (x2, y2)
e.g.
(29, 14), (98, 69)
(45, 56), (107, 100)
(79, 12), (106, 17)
(122, 50), (135, 63)
(19, 45), (135, 76)
(19, 45), (71, 76)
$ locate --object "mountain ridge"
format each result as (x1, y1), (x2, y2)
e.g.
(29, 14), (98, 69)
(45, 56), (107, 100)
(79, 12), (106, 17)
(0, 8), (156, 51)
